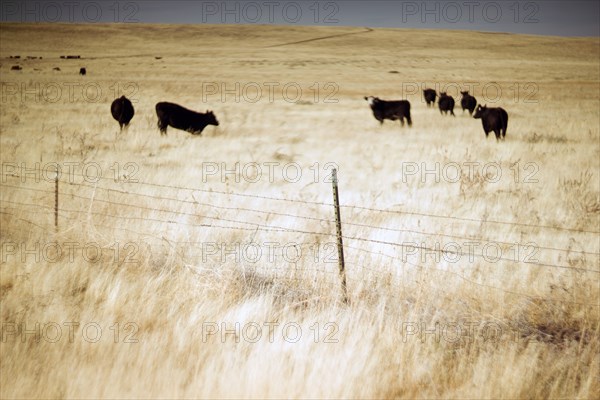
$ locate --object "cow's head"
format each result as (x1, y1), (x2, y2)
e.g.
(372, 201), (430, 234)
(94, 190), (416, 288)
(460, 91), (469, 96)
(440, 92), (447, 97)
(364, 96), (379, 106)
(205, 110), (219, 126)
(473, 104), (486, 119)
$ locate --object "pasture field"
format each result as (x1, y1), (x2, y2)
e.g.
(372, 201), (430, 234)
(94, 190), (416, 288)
(0, 23), (599, 399)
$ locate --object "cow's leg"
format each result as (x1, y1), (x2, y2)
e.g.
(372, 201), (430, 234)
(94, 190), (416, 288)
(158, 119), (168, 135)
(451, 109), (455, 116)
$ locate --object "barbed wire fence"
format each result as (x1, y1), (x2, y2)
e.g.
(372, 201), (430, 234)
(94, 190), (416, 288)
(1, 169), (599, 307)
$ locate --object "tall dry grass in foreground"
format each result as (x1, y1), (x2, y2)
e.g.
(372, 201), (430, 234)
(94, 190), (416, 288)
(1, 23), (599, 399)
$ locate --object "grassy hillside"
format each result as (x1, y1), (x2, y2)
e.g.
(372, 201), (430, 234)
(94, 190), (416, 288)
(1, 23), (599, 399)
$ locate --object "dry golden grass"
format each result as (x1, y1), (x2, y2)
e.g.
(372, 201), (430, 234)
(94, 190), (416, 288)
(1, 23), (599, 399)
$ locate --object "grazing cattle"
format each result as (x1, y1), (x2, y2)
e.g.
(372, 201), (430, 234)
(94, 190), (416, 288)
(423, 89), (437, 107)
(155, 102), (219, 135)
(438, 92), (455, 116)
(460, 91), (477, 115)
(364, 96), (412, 127)
(79, 67), (86, 75)
(10, 65), (22, 70)
(110, 96), (135, 131)
(473, 104), (508, 141)
(53, 67), (61, 71)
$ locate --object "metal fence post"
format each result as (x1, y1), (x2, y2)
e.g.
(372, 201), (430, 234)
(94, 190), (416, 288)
(331, 168), (348, 304)
(54, 173), (59, 230)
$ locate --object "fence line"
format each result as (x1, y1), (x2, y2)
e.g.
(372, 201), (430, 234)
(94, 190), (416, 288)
(2, 176), (600, 286)
(2, 180), (599, 258)
(2, 207), (597, 309)
(3, 186), (599, 275)
(2, 195), (599, 275)
(4, 171), (598, 235)
(1, 205), (598, 308)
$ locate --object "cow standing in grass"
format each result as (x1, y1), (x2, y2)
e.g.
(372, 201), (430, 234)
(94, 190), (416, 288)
(155, 102), (219, 135)
(460, 91), (477, 115)
(438, 92), (455, 116)
(110, 96), (135, 131)
(364, 96), (412, 127)
(423, 89), (437, 107)
(473, 104), (508, 141)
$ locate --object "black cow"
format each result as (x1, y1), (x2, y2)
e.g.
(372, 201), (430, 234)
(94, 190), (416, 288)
(111, 96), (135, 131)
(473, 104), (508, 141)
(460, 91), (477, 115)
(438, 92), (455, 116)
(423, 89), (437, 107)
(364, 96), (412, 127)
(155, 102), (219, 135)
(79, 67), (86, 75)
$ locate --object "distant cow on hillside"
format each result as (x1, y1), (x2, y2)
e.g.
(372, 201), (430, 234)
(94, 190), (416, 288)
(79, 67), (86, 75)
(155, 102), (219, 135)
(460, 91), (477, 115)
(438, 92), (455, 116)
(364, 96), (412, 127)
(423, 89), (437, 107)
(473, 104), (508, 141)
(111, 96), (135, 131)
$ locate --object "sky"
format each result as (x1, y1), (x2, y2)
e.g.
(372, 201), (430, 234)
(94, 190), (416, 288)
(0, 1), (598, 37)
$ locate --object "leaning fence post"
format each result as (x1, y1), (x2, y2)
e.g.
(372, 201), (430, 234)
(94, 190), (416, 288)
(54, 172), (59, 230)
(331, 169), (348, 304)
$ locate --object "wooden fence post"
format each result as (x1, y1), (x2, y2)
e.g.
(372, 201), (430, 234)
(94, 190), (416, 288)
(331, 169), (348, 304)
(54, 173), (59, 230)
